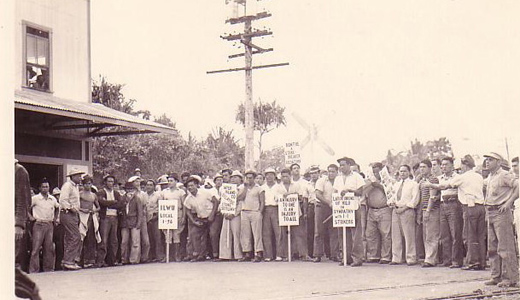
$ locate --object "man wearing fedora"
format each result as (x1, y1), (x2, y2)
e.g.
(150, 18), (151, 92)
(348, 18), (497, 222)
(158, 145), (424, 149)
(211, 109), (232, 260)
(219, 171), (244, 261)
(334, 156), (366, 266)
(483, 152), (519, 287)
(96, 174), (126, 267)
(59, 168), (85, 270)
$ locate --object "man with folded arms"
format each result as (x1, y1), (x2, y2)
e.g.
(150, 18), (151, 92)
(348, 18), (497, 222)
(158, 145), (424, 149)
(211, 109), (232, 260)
(482, 152), (519, 287)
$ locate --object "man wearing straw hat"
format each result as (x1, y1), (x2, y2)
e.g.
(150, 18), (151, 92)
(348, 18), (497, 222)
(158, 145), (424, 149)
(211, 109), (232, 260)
(59, 167), (85, 270)
(219, 171), (244, 261)
(261, 168), (284, 262)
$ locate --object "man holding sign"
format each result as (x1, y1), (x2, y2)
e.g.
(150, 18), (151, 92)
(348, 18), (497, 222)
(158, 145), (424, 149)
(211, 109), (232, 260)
(333, 157), (365, 267)
(159, 173), (186, 262)
(313, 164), (340, 263)
(274, 169), (301, 261)
(219, 171), (243, 261)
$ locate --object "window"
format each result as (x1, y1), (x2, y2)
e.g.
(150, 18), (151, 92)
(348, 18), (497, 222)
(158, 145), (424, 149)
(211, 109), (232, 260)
(25, 26), (50, 91)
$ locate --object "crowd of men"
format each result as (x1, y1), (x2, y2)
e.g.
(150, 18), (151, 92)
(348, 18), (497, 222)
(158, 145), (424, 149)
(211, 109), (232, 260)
(14, 152), (520, 288)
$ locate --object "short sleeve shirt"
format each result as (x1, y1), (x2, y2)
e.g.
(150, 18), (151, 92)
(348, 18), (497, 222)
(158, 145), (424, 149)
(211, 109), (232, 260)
(450, 170), (484, 205)
(485, 168), (518, 206)
(184, 189), (215, 218)
(333, 172), (365, 203)
(262, 183), (280, 206)
(241, 184), (264, 211)
(31, 193), (59, 221)
(315, 177), (335, 206)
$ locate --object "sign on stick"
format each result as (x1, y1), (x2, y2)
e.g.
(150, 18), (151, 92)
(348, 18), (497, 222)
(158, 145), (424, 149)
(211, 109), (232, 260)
(158, 200), (178, 230)
(278, 193), (300, 226)
(332, 192), (357, 228)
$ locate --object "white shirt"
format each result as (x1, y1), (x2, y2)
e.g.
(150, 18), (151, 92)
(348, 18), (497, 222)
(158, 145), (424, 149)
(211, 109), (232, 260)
(449, 170), (484, 206)
(262, 183), (281, 206)
(31, 193), (59, 221)
(292, 177), (312, 198)
(388, 178), (420, 208)
(333, 172), (366, 203)
(439, 172), (459, 198)
(105, 188), (118, 216)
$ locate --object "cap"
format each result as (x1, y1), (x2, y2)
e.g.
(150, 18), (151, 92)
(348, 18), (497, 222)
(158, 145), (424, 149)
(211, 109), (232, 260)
(127, 175), (141, 183)
(185, 175), (201, 186)
(264, 167), (276, 175)
(52, 187), (61, 195)
(231, 170), (243, 178)
(309, 165), (320, 174)
(337, 156), (356, 165)
(461, 155), (476, 168)
(244, 169), (257, 176)
(134, 168), (141, 173)
(124, 181), (135, 190)
(221, 168), (233, 175)
(103, 174), (116, 181)
(157, 175), (168, 185)
(484, 152), (504, 161)
(67, 168), (85, 177)
(213, 173), (223, 180)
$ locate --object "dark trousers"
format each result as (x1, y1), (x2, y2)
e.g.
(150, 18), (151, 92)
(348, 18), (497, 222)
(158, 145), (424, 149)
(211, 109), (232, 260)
(313, 204), (339, 259)
(188, 220), (209, 257)
(440, 201), (464, 266)
(209, 213), (223, 257)
(29, 221), (54, 273)
(463, 205), (486, 267)
(147, 218), (165, 261)
(53, 223), (64, 270)
(415, 207), (425, 260)
(61, 211), (81, 265)
(80, 214), (97, 265)
(307, 204), (315, 257)
(487, 207), (519, 283)
(97, 216), (119, 266)
(15, 224), (31, 272)
(291, 216), (308, 257)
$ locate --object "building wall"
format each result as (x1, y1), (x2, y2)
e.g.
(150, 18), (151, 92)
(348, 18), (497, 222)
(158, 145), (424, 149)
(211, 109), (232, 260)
(15, 0), (90, 103)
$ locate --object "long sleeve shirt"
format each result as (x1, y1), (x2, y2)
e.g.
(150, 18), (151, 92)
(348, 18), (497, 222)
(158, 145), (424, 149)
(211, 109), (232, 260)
(60, 180), (80, 211)
(15, 163), (31, 229)
(388, 178), (420, 209)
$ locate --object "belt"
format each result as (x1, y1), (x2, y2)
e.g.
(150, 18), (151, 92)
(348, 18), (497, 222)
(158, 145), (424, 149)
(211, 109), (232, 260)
(35, 220), (53, 223)
(369, 205), (389, 210)
(60, 209), (77, 214)
(485, 205), (501, 211)
(265, 205), (278, 208)
(441, 195), (458, 202)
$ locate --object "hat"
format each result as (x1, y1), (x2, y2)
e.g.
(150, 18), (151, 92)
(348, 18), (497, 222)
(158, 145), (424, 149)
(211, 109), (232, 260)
(244, 169), (257, 176)
(103, 174), (116, 181)
(157, 175), (168, 185)
(52, 187), (61, 195)
(501, 160), (511, 170)
(264, 167), (276, 175)
(337, 156), (356, 165)
(289, 163), (300, 170)
(67, 168), (85, 177)
(484, 152), (504, 161)
(185, 175), (201, 186)
(372, 162), (384, 169)
(231, 170), (243, 178)
(134, 168), (141, 173)
(309, 165), (320, 174)
(453, 158), (462, 170)
(91, 185), (99, 193)
(214, 173), (223, 180)
(167, 172), (179, 182)
(128, 175), (141, 183)
(204, 179), (215, 188)
(221, 168), (233, 175)
(461, 155), (476, 168)
(124, 181), (135, 190)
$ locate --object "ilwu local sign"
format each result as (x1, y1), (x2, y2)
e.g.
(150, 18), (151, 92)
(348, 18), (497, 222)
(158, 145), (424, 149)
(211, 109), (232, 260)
(158, 200), (179, 230)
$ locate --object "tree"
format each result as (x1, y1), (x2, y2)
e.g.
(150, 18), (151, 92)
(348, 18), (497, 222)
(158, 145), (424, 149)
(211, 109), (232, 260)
(236, 99), (286, 169)
(258, 146), (285, 171)
(382, 137), (453, 175)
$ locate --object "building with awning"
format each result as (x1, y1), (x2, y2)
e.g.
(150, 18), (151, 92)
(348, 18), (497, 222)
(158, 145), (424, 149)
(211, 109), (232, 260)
(15, 0), (175, 189)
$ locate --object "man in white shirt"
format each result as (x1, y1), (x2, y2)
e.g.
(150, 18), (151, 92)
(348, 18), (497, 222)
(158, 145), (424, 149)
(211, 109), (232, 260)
(388, 165), (420, 265)
(334, 157), (365, 266)
(290, 163), (311, 261)
(261, 168), (283, 262)
(29, 179), (59, 273)
(426, 155), (486, 270)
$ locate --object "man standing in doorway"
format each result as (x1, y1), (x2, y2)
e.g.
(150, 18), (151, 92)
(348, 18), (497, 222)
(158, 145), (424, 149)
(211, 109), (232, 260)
(59, 168), (85, 270)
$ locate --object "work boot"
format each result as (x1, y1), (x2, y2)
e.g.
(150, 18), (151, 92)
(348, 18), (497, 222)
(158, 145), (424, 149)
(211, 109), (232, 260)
(174, 243), (182, 262)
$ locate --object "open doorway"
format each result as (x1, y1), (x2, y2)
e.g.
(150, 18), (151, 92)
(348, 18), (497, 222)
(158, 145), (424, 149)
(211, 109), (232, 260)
(21, 162), (63, 192)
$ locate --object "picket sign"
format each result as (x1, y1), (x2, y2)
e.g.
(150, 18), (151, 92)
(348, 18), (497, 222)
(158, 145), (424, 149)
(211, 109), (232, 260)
(332, 192), (357, 267)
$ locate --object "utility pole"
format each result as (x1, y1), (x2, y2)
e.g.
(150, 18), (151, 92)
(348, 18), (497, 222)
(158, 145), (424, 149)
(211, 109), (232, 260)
(207, 0), (288, 170)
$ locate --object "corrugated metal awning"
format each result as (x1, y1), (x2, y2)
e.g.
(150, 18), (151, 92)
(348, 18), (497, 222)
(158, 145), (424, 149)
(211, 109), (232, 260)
(15, 89), (176, 136)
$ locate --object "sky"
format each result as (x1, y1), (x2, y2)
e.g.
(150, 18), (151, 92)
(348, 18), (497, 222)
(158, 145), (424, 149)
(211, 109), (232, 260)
(90, 0), (520, 170)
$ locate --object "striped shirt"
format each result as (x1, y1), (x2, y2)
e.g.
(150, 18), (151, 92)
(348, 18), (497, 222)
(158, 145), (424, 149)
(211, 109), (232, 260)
(419, 174), (439, 211)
